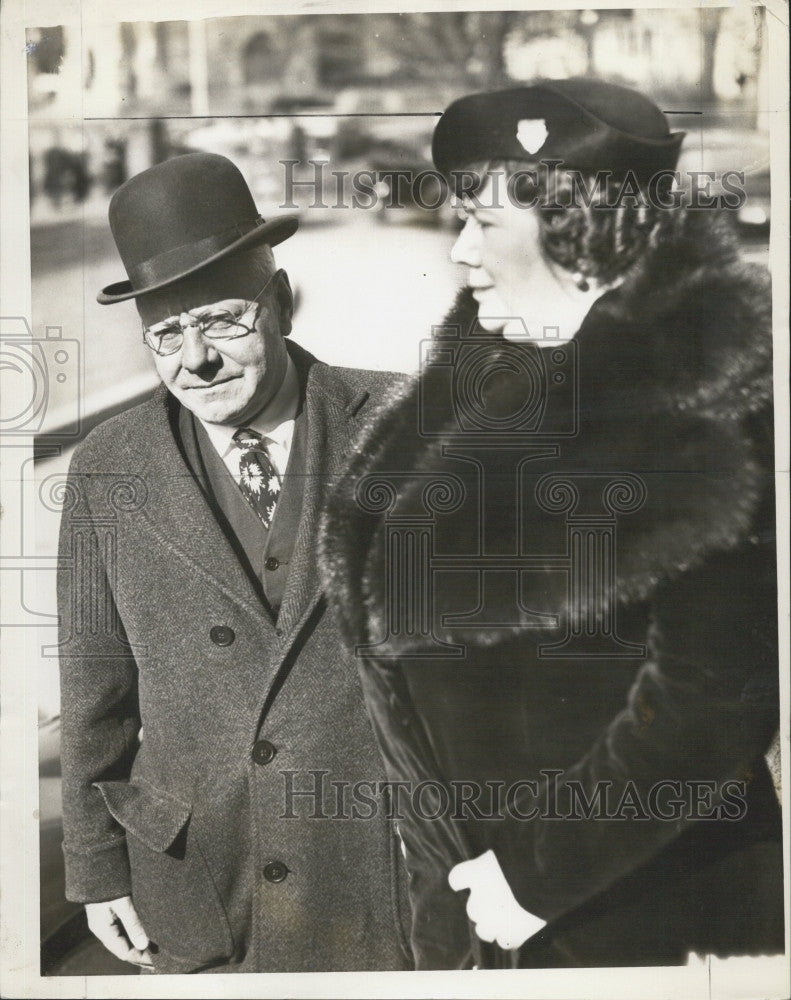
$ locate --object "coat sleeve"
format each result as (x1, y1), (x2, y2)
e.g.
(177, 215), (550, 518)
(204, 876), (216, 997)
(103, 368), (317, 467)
(492, 537), (780, 923)
(57, 447), (141, 902)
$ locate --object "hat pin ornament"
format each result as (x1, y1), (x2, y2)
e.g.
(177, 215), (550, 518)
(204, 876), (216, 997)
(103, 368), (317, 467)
(516, 119), (549, 155)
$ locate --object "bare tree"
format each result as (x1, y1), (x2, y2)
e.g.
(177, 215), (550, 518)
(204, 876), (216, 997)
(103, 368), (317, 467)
(372, 11), (519, 85)
(699, 7), (724, 102)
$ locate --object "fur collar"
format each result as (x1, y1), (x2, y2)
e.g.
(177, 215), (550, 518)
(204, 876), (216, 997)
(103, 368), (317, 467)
(320, 213), (774, 652)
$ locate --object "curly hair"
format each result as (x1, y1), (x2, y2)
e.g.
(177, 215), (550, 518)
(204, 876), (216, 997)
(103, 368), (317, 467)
(536, 167), (659, 285)
(462, 160), (738, 288)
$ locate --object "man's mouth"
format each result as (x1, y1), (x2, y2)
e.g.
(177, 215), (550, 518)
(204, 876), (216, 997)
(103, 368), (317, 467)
(183, 375), (239, 391)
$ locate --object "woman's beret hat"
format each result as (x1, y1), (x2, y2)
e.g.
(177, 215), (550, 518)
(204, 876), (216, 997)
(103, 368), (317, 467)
(432, 77), (685, 185)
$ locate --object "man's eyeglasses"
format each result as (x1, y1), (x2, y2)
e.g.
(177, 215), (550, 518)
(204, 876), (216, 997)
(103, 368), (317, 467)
(142, 272), (278, 356)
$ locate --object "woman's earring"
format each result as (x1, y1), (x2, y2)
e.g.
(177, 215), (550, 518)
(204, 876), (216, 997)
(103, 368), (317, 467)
(572, 271), (590, 292)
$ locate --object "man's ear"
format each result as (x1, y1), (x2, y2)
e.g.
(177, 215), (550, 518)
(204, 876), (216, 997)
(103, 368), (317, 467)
(273, 269), (294, 337)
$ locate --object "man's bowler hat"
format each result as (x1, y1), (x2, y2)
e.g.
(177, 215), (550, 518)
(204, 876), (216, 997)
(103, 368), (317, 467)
(98, 152), (298, 304)
(432, 77), (684, 185)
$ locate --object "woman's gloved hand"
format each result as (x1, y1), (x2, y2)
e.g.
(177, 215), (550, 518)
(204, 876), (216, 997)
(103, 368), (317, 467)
(449, 849), (546, 950)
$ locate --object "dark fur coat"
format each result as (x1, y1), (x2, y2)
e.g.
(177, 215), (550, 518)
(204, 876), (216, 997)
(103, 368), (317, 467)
(320, 213), (782, 969)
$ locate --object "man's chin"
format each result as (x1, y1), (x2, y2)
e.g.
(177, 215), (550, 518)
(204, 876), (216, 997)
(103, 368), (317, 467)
(176, 396), (244, 427)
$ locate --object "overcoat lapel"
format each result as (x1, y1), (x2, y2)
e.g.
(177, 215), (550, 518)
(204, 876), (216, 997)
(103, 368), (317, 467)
(132, 348), (371, 647)
(276, 347), (370, 641)
(135, 386), (271, 623)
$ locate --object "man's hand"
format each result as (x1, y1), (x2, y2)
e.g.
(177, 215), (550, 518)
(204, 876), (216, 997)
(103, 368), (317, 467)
(85, 896), (154, 967)
(449, 849), (546, 950)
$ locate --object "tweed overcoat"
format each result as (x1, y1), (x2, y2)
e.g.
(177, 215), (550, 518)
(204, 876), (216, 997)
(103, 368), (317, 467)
(320, 213), (784, 968)
(57, 342), (414, 974)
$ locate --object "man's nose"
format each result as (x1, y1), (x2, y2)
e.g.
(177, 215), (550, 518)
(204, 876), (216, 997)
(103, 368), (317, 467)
(179, 320), (219, 370)
(450, 219), (481, 267)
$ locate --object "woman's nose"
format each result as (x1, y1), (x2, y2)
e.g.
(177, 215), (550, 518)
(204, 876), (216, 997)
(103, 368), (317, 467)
(180, 320), (219, 370)
(450, 219), (480, 267)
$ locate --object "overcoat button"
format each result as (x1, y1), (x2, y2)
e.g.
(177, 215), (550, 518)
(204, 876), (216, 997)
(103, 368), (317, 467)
(264, 860), (288, 883)
(210, 625), (235, 646)
(265, 556), (280, 571)
(252, 739), (276, 765)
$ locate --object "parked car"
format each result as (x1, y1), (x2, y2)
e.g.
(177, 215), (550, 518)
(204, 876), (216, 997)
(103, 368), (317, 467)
(676, 126), (770, 242)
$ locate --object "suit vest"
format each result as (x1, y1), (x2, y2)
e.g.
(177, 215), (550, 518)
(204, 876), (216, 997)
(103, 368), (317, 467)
(177, 404), (307, 618)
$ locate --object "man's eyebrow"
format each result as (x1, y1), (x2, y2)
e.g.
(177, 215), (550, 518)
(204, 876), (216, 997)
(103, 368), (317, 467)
(192, 299), (245, 312)
(148, 313), (180, 329)
(151, 299), (246, 324)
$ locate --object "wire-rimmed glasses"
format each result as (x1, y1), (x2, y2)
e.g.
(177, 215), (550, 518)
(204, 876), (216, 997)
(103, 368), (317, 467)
(142, 272), (278, 356)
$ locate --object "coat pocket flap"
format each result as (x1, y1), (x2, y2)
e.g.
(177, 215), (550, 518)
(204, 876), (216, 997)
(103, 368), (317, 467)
(93, 779), (192, 853)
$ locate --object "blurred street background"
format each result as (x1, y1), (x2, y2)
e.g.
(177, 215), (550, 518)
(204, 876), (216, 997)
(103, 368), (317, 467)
(27, 7), (771, 425)
(19, 7), (776, 974)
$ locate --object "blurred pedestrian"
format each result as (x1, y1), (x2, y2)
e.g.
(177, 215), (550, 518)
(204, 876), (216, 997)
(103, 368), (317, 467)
(102, 138), (127, 194)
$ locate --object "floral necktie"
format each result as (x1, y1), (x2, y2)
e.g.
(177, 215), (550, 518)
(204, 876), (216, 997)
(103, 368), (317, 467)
(233, 427), (282, 529)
